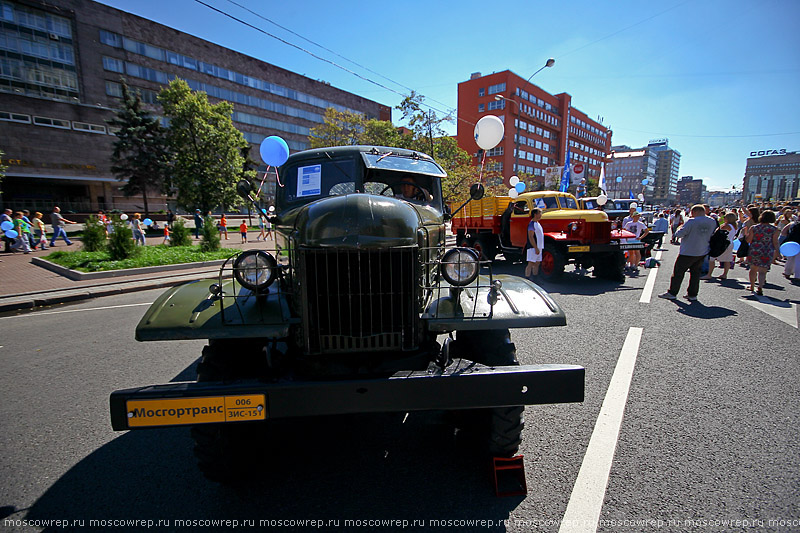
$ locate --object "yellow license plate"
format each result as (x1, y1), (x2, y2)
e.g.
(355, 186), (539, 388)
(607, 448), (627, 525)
(569, 245), (590, 252)
(127, 394), (266, 428)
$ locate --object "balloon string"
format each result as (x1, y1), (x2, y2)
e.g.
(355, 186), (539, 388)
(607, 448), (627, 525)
(275, 167), (284, 188)
(255, 167), (269, 198)
(477, 151), (486, 184)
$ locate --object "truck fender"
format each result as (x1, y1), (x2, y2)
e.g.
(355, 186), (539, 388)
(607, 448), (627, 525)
(422, 274), (566, 332)
(135, 279), (294, 342)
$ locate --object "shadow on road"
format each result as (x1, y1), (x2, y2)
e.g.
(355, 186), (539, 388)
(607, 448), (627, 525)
(489, 261), (636, 297)
(674, 301), (738, 319)
(24, 365), (522, 528)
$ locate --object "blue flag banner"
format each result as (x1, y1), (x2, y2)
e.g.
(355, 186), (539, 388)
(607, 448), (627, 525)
(629, 189), (635, 199)
(560, 148), (571, 192)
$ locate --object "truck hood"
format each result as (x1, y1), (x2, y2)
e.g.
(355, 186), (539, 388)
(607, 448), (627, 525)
(541, 209), (609, 223)
(292, 193), (420, 248)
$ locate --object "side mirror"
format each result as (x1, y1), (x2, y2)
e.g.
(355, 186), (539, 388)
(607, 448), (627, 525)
(470, 183), (485, 200)
(236, 180), (252, 198)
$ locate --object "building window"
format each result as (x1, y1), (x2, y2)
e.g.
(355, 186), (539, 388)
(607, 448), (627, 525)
(487, 146), (503, 156)
(487, 99), (504, 111)
(0, 110), (31, 123)
(105, 80), (122, 97)
(33, 115), (70, 129)
(478, 103), (484, 112)
(488, 82), (506, 95)
(102, 56), (124, 73)
(478, 88), (485, 97)
(99, 29), (122, 48)
(72, 121), (107, 134)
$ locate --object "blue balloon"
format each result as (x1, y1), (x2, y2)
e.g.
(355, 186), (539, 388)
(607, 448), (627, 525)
(732, 239), (741, 252)
(780, 241), (800, 257)
(515, 182), (526, 193)
(642, 179), (648, 185)
(259, 136), (290, 167)
(616, 176), (623, 183)
(4, 229), (18, 239)
(143, 218), (153, 226)
(1, 220), (13, 231)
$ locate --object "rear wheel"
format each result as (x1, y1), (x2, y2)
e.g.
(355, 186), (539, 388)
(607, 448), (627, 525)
(191, 340), (270, 483)
(450, 329), (524, 457)
(474, 234), (498, 261)
(593, 251), (625, 282)
(540, 243), (566, 281)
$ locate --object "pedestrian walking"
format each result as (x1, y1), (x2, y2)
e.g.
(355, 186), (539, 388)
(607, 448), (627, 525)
(193, 209), (203, 239)
(659, 204), (718, 302)
(781, 218), (800, 281)
(11, 211), (32, 253)
(670, 210), (684, 244)
(31, 211), (48, 250)
(131, 213), (146, 246)
(239, 221), (248, 243)
(702, 212), (737, 280)
(745, 210), (780, 296)
(652, 213), (669, 249)
(166, 208), (175, 228)
(524, 208), (544, 280)
(219, 213), (228, 240)
(162, 223), (171, 245)
(21, 210), (36, 250)
(256, 215), (267, 241)
(2, 208), (12, 253)
(623, 212), (649, 274)
(50, 206), (75, 246)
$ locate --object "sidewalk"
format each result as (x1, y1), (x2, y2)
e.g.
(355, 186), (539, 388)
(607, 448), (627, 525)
(0, 228), (274, 313)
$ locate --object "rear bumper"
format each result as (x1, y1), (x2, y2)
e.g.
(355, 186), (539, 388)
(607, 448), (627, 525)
(110, 360), (584, 430)
(567, 241), (644, 254)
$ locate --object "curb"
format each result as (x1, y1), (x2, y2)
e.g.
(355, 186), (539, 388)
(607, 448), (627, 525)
(0, 272), (216, 314)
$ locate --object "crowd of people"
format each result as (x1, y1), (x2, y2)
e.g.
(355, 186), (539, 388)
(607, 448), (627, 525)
(655, 202), (800, 301)
(1, 206), (275, 255)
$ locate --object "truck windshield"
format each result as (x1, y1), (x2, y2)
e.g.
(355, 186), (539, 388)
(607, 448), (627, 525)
(278, 158), (359, 208)
(533, 196), (560, 210)
(361, 152), (446, 177)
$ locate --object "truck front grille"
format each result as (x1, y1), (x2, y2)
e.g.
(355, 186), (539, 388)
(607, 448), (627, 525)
(300, 247), (418, 354)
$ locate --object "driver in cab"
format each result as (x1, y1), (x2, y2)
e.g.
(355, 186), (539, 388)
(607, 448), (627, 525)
(396, 176), (432, 203)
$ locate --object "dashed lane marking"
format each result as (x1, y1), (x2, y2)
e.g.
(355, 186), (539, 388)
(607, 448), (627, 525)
(0, 302), (153, 321)
(559, 327), (643, 533)
(639, 250), (663, 303)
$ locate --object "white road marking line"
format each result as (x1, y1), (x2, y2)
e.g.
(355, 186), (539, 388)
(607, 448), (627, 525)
(742, 297), (798, 329)
(559, 327), (643, 533)
(639, 250), (663, 303)
(0, 302), (153, 321)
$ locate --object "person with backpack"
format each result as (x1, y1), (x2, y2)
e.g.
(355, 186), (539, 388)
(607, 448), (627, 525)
(702, 212), (737, 280)
(659, 204), (718, 302)
(781, 216), (800, 280)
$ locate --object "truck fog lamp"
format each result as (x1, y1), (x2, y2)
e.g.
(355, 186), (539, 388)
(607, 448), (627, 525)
(441, 248), (480, 286)
(233, 250), (277, 291)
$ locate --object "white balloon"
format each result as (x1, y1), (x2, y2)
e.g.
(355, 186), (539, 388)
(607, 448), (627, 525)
(509, 175), (520, 186)
(597, 193), (608, 206)
(474, 115), (504, 150)
(509, 188), (519, 199)
(268, 206), (275, 212)
(630, 202), (638, 210)
(638, 193), (645, 202)
(120, 213), (128, 221)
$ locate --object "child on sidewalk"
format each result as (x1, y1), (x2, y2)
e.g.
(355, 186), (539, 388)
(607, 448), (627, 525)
(239, 221), (248, 243)
(162, 224), (170, 245)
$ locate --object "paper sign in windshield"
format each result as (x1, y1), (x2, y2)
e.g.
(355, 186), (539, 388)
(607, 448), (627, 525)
(298, 165), (322, 197)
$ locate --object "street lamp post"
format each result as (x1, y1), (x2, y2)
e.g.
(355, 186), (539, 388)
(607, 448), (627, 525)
(493, 58), (555, 183)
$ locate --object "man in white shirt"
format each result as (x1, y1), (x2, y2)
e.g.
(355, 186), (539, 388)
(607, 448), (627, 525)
(659, 205), (718, 302)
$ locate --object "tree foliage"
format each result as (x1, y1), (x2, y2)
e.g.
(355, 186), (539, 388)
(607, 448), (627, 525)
(158, 79), (253, 213)
(81, 215), (107, 252)
(108, 81), (171, 217)
(308, 92), (480, 204)
(169, 217), (192, 247)
(107, 216), (138, 260)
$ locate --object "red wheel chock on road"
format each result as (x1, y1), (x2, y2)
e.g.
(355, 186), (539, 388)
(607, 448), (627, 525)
(492, 455), (527, 497)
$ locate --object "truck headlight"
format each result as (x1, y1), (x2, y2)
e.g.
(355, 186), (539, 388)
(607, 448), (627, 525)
(441, 248), (480, 286)
(233, 250), (277, 291)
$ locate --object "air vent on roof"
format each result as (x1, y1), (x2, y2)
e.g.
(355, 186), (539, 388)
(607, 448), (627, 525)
(470, 72), (482, 80)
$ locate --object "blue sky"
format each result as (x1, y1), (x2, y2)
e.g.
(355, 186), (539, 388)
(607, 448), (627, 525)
(96, 0), (800, 191)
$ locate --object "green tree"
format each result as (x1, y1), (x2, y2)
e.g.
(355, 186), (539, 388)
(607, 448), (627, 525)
(81, 215), (107, 252)
(107, 216), (138, 260)
(169, 217), (192, 247)
(108, 81), (171, 217)
(158, 79), (251, 213)
(200, 215), (221, 252)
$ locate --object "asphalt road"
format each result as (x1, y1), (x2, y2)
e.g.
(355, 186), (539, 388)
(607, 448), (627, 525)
(1, 243), (798, 532)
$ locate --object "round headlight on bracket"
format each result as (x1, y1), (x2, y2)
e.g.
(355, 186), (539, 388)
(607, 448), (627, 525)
(233, 250), (277, 291)
(441, 247), (480, 287)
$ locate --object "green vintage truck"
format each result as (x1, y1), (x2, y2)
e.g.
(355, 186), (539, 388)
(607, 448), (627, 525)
(109, 146), (584, 482)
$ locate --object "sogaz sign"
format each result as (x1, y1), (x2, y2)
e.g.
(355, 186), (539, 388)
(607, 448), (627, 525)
(750, 149), (787, 157)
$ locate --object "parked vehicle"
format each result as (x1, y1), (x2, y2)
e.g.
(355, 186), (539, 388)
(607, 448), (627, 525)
(451, 191), (644, 282)
(109, 146), (584, 483)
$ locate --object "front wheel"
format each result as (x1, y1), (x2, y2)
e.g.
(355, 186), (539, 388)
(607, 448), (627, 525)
(540, 243), (566, 281)
(450, 329), (524, 457)
(592, 251), (625, 282)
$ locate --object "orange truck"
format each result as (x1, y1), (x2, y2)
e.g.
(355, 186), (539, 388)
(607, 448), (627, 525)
(450, 191), (643, 281)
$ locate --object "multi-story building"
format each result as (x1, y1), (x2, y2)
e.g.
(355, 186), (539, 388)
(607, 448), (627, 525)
(647, 139), (681, 205)
(742, 150), (800, 203)
(456, 70), (611, 191)
(605, 145), (656, 200)
(677, 176), (705, 206)
(0, 0), (389, 212)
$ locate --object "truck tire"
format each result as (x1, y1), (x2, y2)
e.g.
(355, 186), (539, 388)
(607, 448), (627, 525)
(593, 251), (625, 282)
(540, 243), (565, 280)
(450, 329), (524, 457)
(474, 234), (498, 261)
(191, 340), (269, 484)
